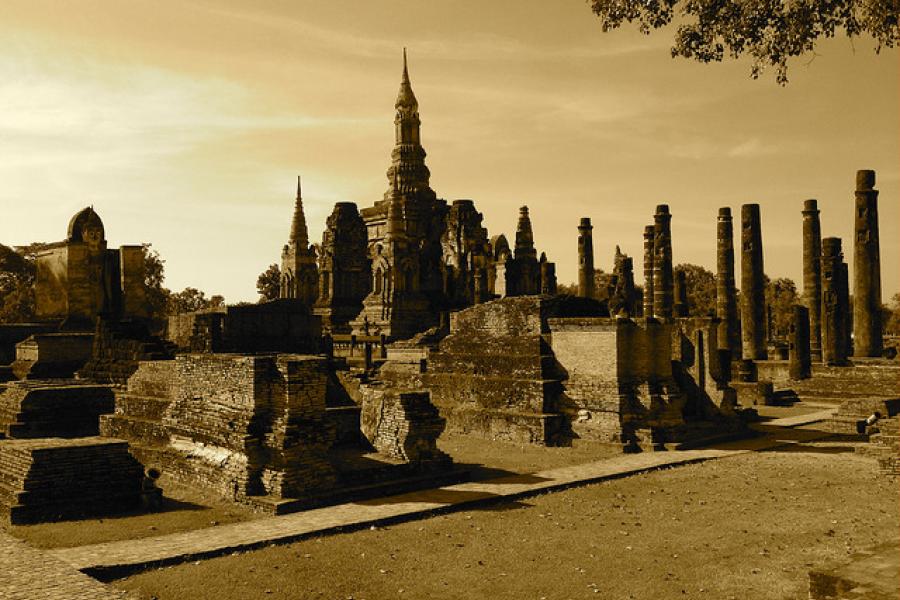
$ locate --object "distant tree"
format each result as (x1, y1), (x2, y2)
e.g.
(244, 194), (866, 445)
(885, 293), (900, 336)
(0, 243), (37, 323)
(765, 276), (799, 339)
(556, 282), (579, 296)
(167, 287), (225, 315)
(593, 268), (613, 302)
(141, 244), (170, 329)
(257, 264), (281, 302)
(587, 0), (899, 84)
(674, 263), (717, 317)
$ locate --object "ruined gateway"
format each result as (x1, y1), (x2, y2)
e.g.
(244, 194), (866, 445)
(0, 54), (896, 526)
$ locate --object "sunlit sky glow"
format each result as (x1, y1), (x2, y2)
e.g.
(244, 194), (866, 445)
(1, 1), (897, 302)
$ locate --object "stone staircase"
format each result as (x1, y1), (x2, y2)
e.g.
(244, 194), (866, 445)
(787, 362), (900, 405)
(75, 317), (177, 386)
(98, 361), (177, 459)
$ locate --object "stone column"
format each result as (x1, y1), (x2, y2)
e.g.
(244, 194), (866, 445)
(821, 237), (846, 365)
(577, 217), (595, 299)
(740, 204), (766, 360)
(853, 170), (883, 357)
(788, 304), (811, 380)
(716, 207), (741, 359)
(840, 261), (852, 359)
(801, 200), (823, 361)
(642, 225), (655, 318)
(540, 257), (557, 295)
(652, 205), (673, 320)
(674, 270), (688, 317)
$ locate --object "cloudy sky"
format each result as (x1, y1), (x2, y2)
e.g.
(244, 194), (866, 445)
(1, 0), (897, 302)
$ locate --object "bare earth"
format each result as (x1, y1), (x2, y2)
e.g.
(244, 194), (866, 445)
(113, 439), (899, 600)
(2, 434), (619, 551)
(3, 477), (262, 550)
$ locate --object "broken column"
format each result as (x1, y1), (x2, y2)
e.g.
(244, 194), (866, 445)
(652, 205), (673, 320)
(801, 200), (823, 361)
(740, 204), (766, 360)
(642, 225), (655, 318)
(821, 237), (847, 365)
(609, 247), (636, 317)
(789, 304), (811, 380)
(674, 270), (688, 317)
(539, 252), (557, 295)
(716, 207), (741, 359)
(577, 218), (595, 299)
(852, 169), (883, 357)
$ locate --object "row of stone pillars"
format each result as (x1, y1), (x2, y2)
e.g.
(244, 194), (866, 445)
(712, 170), (882, 368)
(576, 170), (882, 372)
(800, 170), (883, 364)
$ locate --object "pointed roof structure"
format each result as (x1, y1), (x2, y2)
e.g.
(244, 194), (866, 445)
(395, 47), (418, 109)
(289, 175), (309, 247)
(384, 49), (433, 200)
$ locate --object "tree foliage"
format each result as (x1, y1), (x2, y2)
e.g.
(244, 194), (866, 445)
(587, 0), (900, 83)
(764, 275), (799, 339)
(167, 288), (225, 315)
(141, 244), (170, 329)
(256, 264), (282, 302)
(0, 243), (37, 323)
(885, 293), (900, 336)
(675, 263), (717, 317)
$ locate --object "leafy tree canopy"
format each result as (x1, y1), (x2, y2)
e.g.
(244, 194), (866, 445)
(167, 288), (225, 315)
(675, 263), (717, 317)
(764, 275), (799, 338)
(588, 0), (900, 83)
(256, 264), (282, 302)
(0, 243), (36, 323)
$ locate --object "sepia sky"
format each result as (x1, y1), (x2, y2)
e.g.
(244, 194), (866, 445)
(1, 0), (897, 303)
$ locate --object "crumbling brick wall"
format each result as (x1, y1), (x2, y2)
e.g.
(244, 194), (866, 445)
(423, 296), (563, 444)
(360, 387), (449, 464)
(103, 354), (337, 503)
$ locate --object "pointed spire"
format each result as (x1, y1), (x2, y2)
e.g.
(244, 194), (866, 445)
(396, 47), (418, 109)
(289, 175), (309, 247)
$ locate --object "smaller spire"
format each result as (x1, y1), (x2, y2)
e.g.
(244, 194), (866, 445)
(515, 205), (536, 260)
(289, 175), (309, 247)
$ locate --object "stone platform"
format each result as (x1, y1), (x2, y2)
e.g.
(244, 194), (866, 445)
(826, 396), (900, 436)
(0, 380), (116, 439)
(0, 437), (145, 524)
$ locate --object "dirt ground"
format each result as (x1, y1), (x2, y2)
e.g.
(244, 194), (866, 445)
(2, 434), (619, 550)
(3, 476), (262, 549)
(114, 439), (899, 600)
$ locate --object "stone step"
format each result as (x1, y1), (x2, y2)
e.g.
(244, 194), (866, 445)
(114, 394), (171, 421)
(99, 414), (171, 448)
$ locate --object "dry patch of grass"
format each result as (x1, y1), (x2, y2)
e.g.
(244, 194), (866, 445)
(115, 445), (898, 600)
(3, 476), (261, 549)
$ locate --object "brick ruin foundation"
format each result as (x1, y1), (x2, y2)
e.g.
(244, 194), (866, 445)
(101, 353), (456, 512)
(0, 437), (145, 525)
(375, 295), (748, 450)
